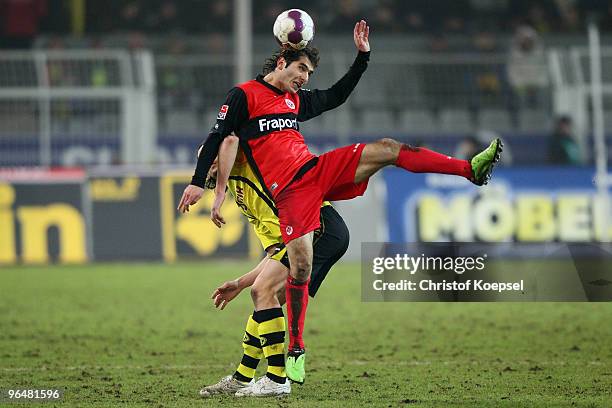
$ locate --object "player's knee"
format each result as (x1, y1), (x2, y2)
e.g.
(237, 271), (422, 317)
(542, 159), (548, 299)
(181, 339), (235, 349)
(375, 138), (401, 163)
(250, 282), (272, 304)
(291, 257), (312, 281)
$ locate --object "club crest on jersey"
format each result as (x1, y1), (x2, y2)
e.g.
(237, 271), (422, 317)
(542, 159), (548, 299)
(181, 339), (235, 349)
(286, 226), (293, 236)
(217, 105), (229, 120)
(285, 98), (295, 110)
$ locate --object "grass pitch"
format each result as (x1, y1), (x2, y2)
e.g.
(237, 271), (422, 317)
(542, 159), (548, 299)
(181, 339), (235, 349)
(1, 261), (610, 407)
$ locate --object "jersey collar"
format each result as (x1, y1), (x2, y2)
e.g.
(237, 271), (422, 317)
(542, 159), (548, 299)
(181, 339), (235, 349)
(256, 75), (285, 95)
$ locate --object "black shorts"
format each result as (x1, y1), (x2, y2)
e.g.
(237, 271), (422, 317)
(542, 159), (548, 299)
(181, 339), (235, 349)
(278, 205), (349, 297)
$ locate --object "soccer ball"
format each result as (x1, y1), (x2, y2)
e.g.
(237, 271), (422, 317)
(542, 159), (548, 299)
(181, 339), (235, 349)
(273, 9), (315, 50)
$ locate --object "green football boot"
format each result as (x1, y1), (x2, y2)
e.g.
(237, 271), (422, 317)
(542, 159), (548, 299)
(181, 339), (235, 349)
(286, 349), (306, 384)
(470, 138), (503, 186)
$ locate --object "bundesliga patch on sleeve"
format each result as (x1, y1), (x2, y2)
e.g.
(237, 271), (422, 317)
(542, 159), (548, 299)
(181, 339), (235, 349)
(217, 105), (229, 120)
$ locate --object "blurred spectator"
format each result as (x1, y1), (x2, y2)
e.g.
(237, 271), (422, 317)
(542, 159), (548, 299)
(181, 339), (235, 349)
(469, 0), (509, 31)
(117, 1), (146, 32)
(156, 1), (183, 33)
(254, 1), (285, 33)
(370, 1), (401, 33)
(0, 0), (47, 49)
(16, 0), (612, 38)
(507, 25), (549, 109)
(127, 32), (147, 50)
(555, 0), (581, 32)
(456, 132), (513, 164)
(403, 10), (425, 32)
(508, 0), (559, 32)
(46, 36), (70, 86)
(204, 33), (229, 54)
(469, 30), (509, 109)
(327, 0), (360, 33)
(548, 116), (581, 165)
(525, 3), (555, 32)
(427, 32), (450, 53)
(202, 0), (232, 34)
(440, 0), (470, 32)
(454, 135), (484, 160)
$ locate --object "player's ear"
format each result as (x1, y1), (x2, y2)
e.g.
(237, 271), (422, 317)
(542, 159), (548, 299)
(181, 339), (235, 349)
(276, 57), (286, 71)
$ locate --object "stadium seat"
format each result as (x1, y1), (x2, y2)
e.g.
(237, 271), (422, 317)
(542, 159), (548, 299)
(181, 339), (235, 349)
(0, 111), (38, 134)
(351, 64), (388, 109)
(322, 109), (351, 134)
(299, 115), (325, 135)
(92, 114), (120, 134)
(399, 109), (437, 133)
(439, 109), (474, 133)
(68, 118), (91, 134)
(518, 110), (550, 132)
(478, 109), (514, 131)
(357, 110), (396, 134)
(298, 109), (351, 137)
(164, 110), (199, 133)
(204, 108), (221, 127)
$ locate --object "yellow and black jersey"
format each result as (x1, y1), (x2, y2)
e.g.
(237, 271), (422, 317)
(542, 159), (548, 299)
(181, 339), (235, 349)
(227, 155), (330, 261)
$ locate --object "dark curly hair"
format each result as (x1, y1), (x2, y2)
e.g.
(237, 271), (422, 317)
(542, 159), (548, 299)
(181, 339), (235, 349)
(262, 45), (320, 75)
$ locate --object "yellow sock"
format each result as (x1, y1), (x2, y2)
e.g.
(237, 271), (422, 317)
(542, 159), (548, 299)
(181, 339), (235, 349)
(254, 308), (286, 384)
(234, 314), (263, 382)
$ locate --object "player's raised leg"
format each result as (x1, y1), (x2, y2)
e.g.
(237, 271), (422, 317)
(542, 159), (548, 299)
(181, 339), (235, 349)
(353, 138), (503, 185)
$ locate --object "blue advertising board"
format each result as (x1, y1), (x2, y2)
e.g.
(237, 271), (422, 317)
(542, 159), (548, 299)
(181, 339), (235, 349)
(383, 167), (610, 242)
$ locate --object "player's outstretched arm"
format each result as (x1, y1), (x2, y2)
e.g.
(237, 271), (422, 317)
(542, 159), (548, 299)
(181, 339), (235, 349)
(178, 87), (248, 213)
(297, 20), (370, 122)
(211, 256), (270, 310)
(210, 134), (239, 228)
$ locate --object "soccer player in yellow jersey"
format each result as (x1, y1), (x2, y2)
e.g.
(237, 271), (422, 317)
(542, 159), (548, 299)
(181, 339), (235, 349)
(198, 135), (349, 397)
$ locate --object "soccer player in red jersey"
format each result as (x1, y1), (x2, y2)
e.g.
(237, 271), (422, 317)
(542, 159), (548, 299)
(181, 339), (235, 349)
(178, 20), (502, 383)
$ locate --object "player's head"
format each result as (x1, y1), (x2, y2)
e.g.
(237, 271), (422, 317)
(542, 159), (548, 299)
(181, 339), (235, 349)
(196, 144), (218, 189)
(205, 162), (218, 189)
(199, 142), (247, 190)
(262, 46), (320, 94)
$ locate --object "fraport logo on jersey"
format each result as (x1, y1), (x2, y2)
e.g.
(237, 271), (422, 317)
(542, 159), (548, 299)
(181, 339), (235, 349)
(286, 226), (293, 236)
(217, 105), (229, 120)
(285, 98), (295, 109)
(258, 117), (298, 132)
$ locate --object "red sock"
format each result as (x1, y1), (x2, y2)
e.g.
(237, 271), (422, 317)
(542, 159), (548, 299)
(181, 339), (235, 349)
(395, 144), (472, 179)
(285, 276), (310, 351)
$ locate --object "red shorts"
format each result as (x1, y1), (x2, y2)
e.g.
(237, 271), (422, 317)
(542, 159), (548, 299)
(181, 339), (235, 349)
(276, 143), (368, 243)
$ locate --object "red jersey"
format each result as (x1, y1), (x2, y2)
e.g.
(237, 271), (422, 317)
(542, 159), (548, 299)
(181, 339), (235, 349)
(191, 51), (370, 199)
(237, 78), (315, 197)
